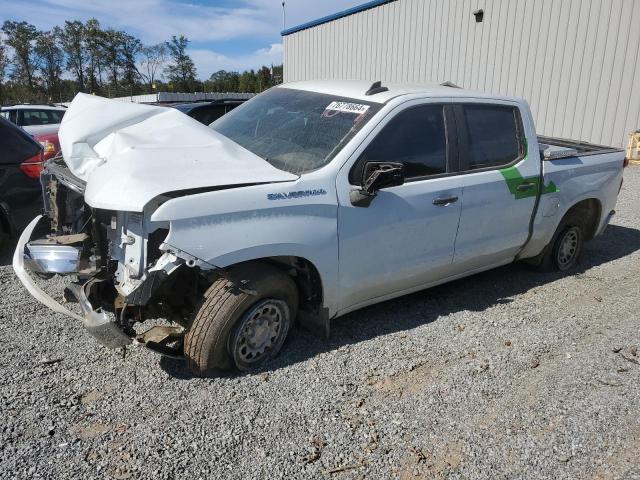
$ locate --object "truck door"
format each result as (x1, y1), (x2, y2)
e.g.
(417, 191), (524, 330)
(451, 103), (539, 271)
(337, 103), (463, 311)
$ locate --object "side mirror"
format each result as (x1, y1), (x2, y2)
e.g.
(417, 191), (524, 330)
(350, 161), (405, 207)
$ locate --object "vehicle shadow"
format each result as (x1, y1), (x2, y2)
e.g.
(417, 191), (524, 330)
(159, 224), (640, 380)
(0, 240), (15, 267)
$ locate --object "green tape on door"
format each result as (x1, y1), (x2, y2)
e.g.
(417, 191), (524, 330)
(500, 165), (559, 200)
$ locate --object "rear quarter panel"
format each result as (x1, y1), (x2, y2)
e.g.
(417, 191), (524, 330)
(519, 151), (624, 259)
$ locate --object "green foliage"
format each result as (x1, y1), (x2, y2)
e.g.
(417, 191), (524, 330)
(205, 65), (282, 94)
(206, 70), (240, 92)
(164, 35), (198, 92)
(120, 33), (142, 88)
(0, 43), (7, 104)
(0, 43), (7, 82)
(58, 20), (86, 91)
(0, 19), (284, 104)
(35, 30), (64, 98)
(2, 21), (39, 91)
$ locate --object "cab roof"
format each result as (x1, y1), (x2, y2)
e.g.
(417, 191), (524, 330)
(278, 79), (519, 104)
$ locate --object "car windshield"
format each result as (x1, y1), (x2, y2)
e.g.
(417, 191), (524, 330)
(210, 88), (381, 175)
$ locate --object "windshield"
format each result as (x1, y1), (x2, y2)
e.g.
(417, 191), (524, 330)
(210, 88), (381, 175)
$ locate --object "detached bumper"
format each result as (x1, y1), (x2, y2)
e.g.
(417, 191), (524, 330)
(13, 216), (131, 349)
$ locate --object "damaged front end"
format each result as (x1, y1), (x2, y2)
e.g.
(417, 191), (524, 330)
(14, 158), (210, 355)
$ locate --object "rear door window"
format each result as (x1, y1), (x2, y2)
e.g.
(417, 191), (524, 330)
(461, 105), (522, 170)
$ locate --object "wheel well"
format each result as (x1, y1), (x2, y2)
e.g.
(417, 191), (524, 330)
(222, 256), (324, 315)
(265, 256), (324, 314)
(218, 256), (328, 337)
(563, 198), (601, 240)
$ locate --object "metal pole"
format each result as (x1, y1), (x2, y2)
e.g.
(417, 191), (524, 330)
(282, 1), (286, 30)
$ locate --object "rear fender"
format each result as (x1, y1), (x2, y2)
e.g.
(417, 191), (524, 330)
(519, 153), (622, 259)
(520, 191), (606, 259)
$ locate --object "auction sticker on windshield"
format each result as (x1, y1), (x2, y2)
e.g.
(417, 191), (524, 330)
(324, 101), (370, 115)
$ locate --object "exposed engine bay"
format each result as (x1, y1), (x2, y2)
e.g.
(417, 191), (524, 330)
(25, 157), (212, 354)
(12, 92), (331, 368)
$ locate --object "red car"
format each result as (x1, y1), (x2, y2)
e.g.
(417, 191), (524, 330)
(31, 125), (61, 164)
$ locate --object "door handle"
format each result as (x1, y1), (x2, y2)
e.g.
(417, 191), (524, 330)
(517, 182), (536, 191)
(432, 195), (459, 206)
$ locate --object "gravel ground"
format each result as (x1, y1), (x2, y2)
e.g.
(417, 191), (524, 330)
(1, 168), (639, 480)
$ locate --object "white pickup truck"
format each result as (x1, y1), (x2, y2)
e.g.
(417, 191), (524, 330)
(14, 80), (626, 374)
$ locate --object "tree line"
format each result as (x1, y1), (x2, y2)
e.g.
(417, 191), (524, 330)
(0, 19), (282, 105)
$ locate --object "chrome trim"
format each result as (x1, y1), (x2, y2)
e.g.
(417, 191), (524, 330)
(24, 243), (81, 274)
(13, 216), (84, 321)
(13, 216), (131, 349)
(66, 280), (132, 349)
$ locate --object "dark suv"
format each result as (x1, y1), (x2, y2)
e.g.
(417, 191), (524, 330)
(0, 116), (44, 248)
(170, 99), (245, 125)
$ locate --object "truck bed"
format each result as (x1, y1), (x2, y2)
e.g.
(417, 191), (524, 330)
(538, 135), (623, 160)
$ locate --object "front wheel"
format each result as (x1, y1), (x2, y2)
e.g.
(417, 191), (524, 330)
(184, 263), (298, 375)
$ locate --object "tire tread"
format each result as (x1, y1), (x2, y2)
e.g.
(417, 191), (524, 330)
(184, 263), (298, 375)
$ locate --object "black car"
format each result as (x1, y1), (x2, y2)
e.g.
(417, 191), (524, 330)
(0, 116), (44, 249)
(170, 99), (245, 125)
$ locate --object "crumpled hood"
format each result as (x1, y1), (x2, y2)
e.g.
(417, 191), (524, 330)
(59, 93), (298, 212)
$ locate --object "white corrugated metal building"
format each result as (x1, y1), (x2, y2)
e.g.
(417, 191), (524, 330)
(282, 0), (640, 147)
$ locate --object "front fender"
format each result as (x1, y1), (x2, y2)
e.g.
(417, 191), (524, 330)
(151, 181), (340, 316)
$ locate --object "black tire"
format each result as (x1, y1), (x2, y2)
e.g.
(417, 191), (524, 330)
(0, 220), (7, 253)
(534, 214), (584, 272)
(184, 263), (298, 375)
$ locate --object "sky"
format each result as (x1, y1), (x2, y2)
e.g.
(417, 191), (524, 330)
(2, 0), (364, 79)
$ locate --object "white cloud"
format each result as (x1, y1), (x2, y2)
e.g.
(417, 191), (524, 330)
(190, 43), (283, 78)
(2, 0), (363, 75)
(4, 0), (277, 43)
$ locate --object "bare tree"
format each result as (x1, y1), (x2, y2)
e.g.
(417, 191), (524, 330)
(35, 30), (64, 98)
(1, 21), (39, 92)
(84, 18), (103, 93)
(58, 20), (86, 91)
(120, 33), (142, 88)
(0, 43), (8, 103)
(0, 43), (7, 83)
(101, 28), (123, 89)
(165, 35), (197, 92)
(139, 43), (167, 89)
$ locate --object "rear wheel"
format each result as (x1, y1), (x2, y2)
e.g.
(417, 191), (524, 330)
(534, 215), (584, 272)
(553, 225), (582, 271)
(184, 263), (298, 375)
